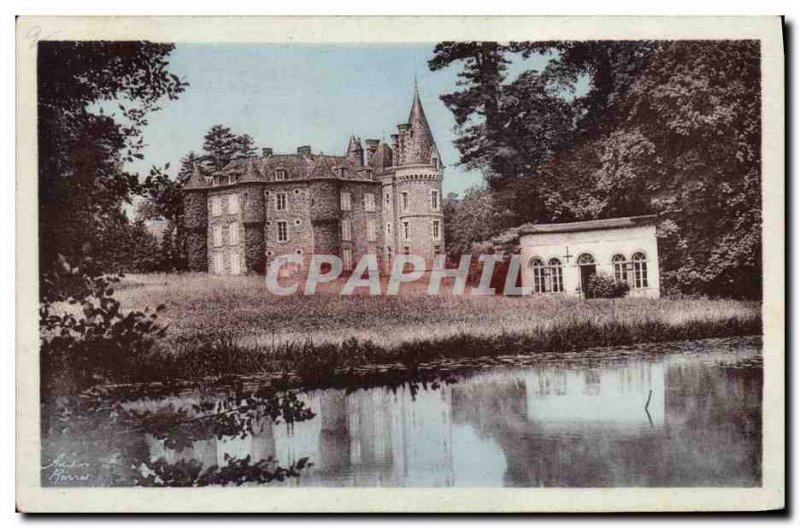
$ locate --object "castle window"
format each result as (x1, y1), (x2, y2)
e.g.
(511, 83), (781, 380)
(549, 258), (564, 293)
(342, 248), (353, 272)
(432, 220), (441, 240)
(386, 222), (392, 237)
(277, 221), (288, 242)
(530, 258), (548, 293)
(341, 219), (352, 241)
(274, 169), (287, 181)
(211, 196), (222, 217)
(276, 192), (287, 211)
(401, 192), (409, 212)
(230, 253), (241, 275)
(402, 221), (410, 240)
(213, 225), (223, 247)
(340, 192), (352, 211)
(365, 169), (374, 180)
(213, 253), (224, 274)
(364, 193), (376, 212)
(385, 193), (390, 205)
(228, 193), (239, 214)
(366, 220), (376, 242)
(293, 219), (301, 226)
(229, 222), (239, 245)
(430, 190), (440, 211)
(632, 252), (648, 288)
(612, 254), (629, 283)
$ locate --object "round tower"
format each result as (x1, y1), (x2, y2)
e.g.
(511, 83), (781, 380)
(240, 160), (266, 273)
(393, 86), (445, 266)
(182, 164), (208, 272)
(309, 180), (342, 257)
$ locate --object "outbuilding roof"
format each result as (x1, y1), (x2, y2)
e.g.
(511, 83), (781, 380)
(517, 215), (657, 236)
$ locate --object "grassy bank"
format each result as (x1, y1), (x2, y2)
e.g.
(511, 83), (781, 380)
(100, 273), (764, 387)
(116, 273), (761, 349)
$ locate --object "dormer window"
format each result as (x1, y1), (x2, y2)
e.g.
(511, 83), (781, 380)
(364, 169), (374, 180)
(275, 169), (287, 181)
(431, 155), (439, 169)
(336, 167), (347, 179)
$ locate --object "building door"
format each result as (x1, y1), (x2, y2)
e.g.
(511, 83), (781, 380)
(577, 253), (597, 298)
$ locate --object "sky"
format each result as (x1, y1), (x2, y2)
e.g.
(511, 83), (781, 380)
(120, 43), (558, 199)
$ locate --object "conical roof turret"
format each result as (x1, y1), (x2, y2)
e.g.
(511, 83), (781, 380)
(184, 162), (207, 190)
(402, 84), (439, 166)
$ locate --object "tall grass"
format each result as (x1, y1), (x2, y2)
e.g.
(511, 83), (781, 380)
(107, 273), (763, 387)
(116, 273), (761, 350)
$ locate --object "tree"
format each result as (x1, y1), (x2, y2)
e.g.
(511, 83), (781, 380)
(178, 151), (201, 182)
(428, 42), (510, 183)
(442, 186), (503, 260)
(38, 41), (187, 298)
(201, 125), (256, 171)
(432, 40), (762, 298)
(429, 42), (576, 198)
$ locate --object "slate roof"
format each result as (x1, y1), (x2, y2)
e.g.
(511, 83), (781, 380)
(367, 141), (393, 170)
(517, 215), (657, 236)
(204, 150), (377, 187)
(401, 88), (439, 166)
(183, 162), (207, 190)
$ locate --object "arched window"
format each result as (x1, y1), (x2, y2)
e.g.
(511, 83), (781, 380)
(530, 258), (549, 293)
(632, 252), (648, 288)
(548, 258), (564, 292)
(612, 254), (628, 283)
(577, 253), (595, 266)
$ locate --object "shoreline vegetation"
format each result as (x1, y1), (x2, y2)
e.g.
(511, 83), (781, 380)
(96, 273), (763, 388)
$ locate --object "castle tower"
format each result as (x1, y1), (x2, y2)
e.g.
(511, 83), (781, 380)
(391, 84), (445, 266)
(239, 159), (266, 273)
(182, 163), (209, 271)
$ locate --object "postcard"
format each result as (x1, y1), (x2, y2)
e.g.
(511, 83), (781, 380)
(16, 15), (785, 512)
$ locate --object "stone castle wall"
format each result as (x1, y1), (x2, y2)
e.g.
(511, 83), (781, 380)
(186, 169), (445, 275)
(264, 182), (314, 265)
(394, 167), (445, 262)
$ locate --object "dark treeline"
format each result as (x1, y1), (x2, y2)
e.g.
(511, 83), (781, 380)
(434, 41), (761, 299)
(37, 41), (187, 298)
(36, 41), (258, 292)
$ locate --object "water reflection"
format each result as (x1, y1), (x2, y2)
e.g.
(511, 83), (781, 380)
(44, 336), (762, 487)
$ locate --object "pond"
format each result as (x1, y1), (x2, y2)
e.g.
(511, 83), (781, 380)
(41, 336), (762, 487)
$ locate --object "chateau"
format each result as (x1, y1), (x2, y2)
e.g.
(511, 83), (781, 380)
(182, 86), (445, 275)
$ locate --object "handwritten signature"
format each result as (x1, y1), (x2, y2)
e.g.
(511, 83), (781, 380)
(42, 453), (92, 485)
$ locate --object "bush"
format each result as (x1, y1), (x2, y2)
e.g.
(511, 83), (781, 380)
(586, 273), (630, 299)
(40, 262), (168, 398)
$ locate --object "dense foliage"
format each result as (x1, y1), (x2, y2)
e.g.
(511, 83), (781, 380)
(585, 274), (630, 299)
(39, 269), (168, 398)
(38, 41), (188, 292)
(432, 41), (762, 298)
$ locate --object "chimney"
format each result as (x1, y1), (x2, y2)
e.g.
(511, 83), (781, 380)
(262, 147), (273, 158)
(297, 145), (312, 156)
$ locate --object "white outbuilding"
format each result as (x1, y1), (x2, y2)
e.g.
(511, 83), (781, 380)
(518, 215), (660, 298)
